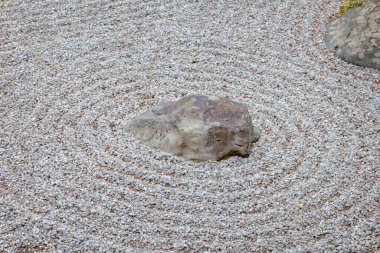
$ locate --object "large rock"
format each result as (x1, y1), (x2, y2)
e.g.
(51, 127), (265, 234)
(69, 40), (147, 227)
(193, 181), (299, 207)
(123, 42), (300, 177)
(326, 0), (380, 69)
(126, 94), (260, 161)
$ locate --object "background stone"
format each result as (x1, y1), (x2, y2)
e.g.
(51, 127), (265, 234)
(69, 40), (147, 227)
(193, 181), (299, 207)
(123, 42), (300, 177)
(326, 0), (380, 69)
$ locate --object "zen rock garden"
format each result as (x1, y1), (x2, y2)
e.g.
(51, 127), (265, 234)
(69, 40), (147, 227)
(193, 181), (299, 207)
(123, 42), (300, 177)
(2, 0), (380, 251)
(126, 94), (261, 161)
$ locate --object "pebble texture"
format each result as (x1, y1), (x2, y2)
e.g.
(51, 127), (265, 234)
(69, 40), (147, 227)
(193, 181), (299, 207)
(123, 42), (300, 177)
(0, 0), (380, 252)
(326, 0), (380, 69)
(126, 94), (260, 161)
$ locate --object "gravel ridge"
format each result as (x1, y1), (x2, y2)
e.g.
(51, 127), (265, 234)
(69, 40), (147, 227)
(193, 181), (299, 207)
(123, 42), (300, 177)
(0, 0), (379, 252)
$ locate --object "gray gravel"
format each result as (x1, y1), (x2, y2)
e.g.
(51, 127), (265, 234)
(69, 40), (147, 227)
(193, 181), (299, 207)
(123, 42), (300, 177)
(1, 0), (380, 252)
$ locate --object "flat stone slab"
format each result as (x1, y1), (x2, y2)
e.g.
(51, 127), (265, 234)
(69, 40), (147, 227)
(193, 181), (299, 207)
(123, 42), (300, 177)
(126, 94), (260, 161)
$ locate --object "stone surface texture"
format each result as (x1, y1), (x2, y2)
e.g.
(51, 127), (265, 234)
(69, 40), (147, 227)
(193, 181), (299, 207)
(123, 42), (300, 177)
(326, 0), (380, 69)
(126, 94), (260, 161)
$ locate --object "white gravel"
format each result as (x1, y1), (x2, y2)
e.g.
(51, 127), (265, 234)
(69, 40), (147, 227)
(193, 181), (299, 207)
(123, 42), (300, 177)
(1, 0), (380, 252)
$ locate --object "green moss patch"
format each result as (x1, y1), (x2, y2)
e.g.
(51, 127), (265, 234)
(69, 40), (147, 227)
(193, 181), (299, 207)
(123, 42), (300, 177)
(338, 0), (367, 16)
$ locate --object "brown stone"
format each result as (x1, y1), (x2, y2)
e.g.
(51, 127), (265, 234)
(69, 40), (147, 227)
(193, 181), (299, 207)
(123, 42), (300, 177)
(125, 94), (260, 161)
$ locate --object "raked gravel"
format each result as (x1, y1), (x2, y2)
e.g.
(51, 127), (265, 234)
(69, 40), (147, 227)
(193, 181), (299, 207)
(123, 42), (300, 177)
(1, 0), (380, 252)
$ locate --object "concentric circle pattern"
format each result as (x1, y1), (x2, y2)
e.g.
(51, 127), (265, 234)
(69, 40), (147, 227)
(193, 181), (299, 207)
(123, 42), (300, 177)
(1, 0), (379, 252)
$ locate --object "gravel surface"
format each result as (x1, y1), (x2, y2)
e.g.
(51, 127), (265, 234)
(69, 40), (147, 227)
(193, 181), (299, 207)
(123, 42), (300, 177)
(1, 0), (380, 252)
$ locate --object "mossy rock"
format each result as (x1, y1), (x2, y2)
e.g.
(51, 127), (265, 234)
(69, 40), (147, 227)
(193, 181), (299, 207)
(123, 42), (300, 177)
(338, 0), (368, 16)
(326, 0), (380, 69)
